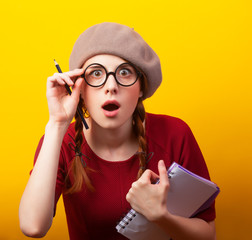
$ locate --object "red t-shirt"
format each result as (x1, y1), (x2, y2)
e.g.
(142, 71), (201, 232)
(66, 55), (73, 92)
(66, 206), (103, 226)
(34, 113), (216, 240)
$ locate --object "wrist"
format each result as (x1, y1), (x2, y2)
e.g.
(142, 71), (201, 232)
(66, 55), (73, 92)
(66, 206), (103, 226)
(151, 206), (173, 224)
(46, 120), (69, 139)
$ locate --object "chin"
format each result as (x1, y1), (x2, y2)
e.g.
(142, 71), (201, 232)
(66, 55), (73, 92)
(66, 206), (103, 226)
(93, 115), (132, 131)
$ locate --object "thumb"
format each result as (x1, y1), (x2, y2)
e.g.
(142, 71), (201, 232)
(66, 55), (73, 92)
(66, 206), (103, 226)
(71, 77), (84, 101)
(158, 160), (169, 186)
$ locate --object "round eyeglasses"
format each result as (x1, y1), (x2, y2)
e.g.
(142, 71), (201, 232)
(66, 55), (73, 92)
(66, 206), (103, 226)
(82, 62), (142, 87)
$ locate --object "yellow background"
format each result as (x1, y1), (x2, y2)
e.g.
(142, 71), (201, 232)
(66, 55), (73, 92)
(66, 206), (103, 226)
(0, 0), (251, 239)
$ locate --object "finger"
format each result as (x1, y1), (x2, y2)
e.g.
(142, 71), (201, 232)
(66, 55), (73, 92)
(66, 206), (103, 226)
(150, 171), (160, 183)
(47, 74), (70, 88)
(140, 169), (159, 184)
(47, 75), (63, 85)
(52, 75), (66, 86)
(52, 72), (75, 87)
(71, 77), (84, 100)
(65, 68), (85, 79)
(158, 160), (169, 185)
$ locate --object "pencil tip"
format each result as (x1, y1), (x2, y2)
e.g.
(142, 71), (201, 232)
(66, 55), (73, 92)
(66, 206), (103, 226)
(54, 59), (58, 65)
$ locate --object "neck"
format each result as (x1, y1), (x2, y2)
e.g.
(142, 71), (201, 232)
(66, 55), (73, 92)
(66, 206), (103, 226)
(83, 118), (139, 161)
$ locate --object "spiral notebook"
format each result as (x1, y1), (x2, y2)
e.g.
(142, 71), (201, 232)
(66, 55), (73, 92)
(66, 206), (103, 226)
(116, 162), (220, 240)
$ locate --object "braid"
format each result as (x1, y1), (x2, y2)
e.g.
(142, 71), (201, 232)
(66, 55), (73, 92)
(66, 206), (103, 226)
(134, 71), (148, 179)
(65, 97), (95, 194)
(133, 99), (147, 179)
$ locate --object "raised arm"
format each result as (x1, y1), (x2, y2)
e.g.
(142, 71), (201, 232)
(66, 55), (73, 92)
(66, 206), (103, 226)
(19, 69), (84, 237)
(126, 160), (216, 240)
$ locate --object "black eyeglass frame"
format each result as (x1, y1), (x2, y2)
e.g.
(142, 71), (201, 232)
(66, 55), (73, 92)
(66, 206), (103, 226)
(81, 62), (142, 87)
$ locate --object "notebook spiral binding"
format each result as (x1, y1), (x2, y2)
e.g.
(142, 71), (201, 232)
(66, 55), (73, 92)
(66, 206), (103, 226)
(116, 209), (137, 230)
(116, 209), (173, 240)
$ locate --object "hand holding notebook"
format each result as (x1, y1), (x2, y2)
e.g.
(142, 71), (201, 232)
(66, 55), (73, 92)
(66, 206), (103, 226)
(125, 160), (172, 222)
(116, 162), (220, 240)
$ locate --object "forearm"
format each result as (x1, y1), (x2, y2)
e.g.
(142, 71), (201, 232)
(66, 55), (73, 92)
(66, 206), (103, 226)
(19, 121), (67, 237)
(153, 212), (216, 240)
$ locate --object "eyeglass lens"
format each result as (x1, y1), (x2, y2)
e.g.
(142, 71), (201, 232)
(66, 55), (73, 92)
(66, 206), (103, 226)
(84, 63), (139, 87)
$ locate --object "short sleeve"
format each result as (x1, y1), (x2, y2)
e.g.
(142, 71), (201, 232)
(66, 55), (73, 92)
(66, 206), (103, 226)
(178, 123), (216, 222)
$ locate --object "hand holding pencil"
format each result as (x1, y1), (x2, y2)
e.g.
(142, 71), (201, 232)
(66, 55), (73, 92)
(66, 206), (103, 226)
(45, 60), (88, 129)
(53, 60), (89, 129)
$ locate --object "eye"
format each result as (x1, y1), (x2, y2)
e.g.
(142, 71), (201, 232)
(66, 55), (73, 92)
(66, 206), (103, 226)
(90, 70), (103, 78)
(118, 68), (132, 77)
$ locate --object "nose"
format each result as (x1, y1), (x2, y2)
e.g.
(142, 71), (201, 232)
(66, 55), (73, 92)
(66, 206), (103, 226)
(104, 73), (119, 94)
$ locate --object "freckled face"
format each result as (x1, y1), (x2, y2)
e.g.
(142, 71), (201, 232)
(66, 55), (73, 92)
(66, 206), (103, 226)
(81, 54), (143, 130)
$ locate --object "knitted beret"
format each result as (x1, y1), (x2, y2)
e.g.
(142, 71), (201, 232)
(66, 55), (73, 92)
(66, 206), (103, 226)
(69, 22), (162, 99)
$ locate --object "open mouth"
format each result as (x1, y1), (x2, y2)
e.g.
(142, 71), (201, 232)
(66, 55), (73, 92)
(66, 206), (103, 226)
(102, 104), (119, 111)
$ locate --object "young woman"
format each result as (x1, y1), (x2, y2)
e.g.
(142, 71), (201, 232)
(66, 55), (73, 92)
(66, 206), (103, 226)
(19, 22), (216, 240)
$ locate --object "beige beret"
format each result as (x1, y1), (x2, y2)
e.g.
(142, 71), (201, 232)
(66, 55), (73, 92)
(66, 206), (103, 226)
(69, 22), (162, 99)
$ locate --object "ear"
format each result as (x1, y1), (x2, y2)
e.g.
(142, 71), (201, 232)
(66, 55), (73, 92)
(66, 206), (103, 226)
(139, 90), (143, 98)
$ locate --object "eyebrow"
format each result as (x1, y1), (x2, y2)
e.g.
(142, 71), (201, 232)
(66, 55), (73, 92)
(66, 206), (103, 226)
(88, 65), (104, 69)
(86, 62), (130, 72)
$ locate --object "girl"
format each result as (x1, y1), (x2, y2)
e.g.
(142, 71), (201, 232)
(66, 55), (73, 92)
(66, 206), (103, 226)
(19, 22), (216, 240)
